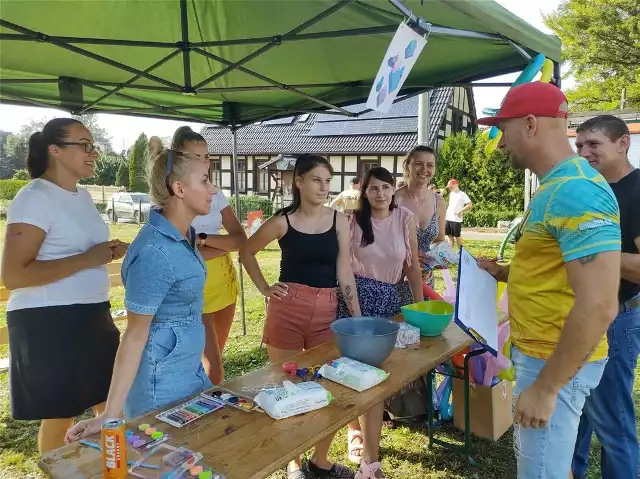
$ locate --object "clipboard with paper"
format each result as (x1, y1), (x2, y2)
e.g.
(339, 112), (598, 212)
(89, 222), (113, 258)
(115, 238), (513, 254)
(454, 247), (499, 357)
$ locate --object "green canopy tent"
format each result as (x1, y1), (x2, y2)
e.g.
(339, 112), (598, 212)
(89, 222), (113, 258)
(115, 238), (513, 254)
(0, 0), (561, 330)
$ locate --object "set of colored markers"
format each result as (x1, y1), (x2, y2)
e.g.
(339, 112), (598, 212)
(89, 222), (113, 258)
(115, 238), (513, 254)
(156, 395), (224, 428)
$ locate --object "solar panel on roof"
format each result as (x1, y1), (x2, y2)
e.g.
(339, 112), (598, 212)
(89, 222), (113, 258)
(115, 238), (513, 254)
(309, 117), (417, 137)
(262, 116), (296, 125)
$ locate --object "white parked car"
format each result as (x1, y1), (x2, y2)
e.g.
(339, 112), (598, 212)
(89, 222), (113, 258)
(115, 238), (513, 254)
(106, 192), (151, 223)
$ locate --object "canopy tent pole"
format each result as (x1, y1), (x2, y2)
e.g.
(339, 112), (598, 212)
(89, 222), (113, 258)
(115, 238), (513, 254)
(524, 169), (531, 210)
(231, 125), (247, 335)
(418, 91), (430, 146)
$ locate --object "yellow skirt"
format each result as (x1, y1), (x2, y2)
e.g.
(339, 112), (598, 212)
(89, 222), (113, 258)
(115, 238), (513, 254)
(203, 254), (239, 314)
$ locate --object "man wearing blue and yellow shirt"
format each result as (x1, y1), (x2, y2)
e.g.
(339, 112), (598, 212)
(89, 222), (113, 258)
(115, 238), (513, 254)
(476, 82), (621, 479)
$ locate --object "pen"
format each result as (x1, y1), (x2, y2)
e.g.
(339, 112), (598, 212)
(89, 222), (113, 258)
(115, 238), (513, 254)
(79, 439), (160, 470)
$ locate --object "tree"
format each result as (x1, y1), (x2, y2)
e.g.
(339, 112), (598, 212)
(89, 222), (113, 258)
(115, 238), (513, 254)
(4, 134), (28, 167)
(72, 114), (113, 152)
(115, 159), (129, 189)
(79, 153), (124, 186)
(435, 131), (475, 189)
(128, 133), (149, 192)
(544, 0), (640, 111)
(470, 132), (524, 211)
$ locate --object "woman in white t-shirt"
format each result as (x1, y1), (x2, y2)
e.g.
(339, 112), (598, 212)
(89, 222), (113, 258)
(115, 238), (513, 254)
(171, 127), (246, 384)
(1, 118), (126, 453)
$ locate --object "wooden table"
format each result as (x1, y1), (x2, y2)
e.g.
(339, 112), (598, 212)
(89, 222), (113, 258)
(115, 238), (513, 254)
(40, 324), (471, 479)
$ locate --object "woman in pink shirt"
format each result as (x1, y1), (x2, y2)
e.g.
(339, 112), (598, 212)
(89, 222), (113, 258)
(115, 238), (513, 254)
(338, 167), (423, 479)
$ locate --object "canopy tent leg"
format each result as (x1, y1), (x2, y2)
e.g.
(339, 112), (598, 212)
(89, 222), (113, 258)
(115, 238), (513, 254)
(232, 127), (247, 335)
(418, 91), (430, 146)
(524, 169), (531, 210)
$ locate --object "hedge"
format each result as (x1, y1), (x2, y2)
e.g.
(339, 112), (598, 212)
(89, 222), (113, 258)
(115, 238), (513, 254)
(464, 205), (522, 228)
(229, 194), (274, 222)
(0, 179), (29, 201)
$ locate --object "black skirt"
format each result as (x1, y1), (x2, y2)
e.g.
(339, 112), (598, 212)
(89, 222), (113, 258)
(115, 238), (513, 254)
(7, 301), (120, 420)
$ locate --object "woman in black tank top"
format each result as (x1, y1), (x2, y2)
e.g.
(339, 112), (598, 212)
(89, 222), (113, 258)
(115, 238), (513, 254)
(240, 154), (360, 479)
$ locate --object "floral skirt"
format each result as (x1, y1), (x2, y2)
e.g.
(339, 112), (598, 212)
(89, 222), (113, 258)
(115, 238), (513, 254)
(337, 275), (401, 319)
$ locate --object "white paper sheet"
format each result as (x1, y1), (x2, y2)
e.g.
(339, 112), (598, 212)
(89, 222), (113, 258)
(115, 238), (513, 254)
(456, 247), (499, 353)
(366, 23), (427, 114)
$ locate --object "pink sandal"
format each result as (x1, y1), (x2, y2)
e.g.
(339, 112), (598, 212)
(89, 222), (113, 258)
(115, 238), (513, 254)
(347, 429), (364, 464)
(355, 461), (386, 479)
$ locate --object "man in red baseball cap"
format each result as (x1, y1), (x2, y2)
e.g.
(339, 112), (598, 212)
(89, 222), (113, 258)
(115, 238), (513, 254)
(444, 178), (472, 249)
(476, 82), (622, 479)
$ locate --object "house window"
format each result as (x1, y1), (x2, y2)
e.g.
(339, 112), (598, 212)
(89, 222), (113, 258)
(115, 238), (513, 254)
(452, 111), (464, 133)
(235, 160), (247, 193)
(210, 160), (222, 188)
(254, 161), (269, 194)
(360, 159), (379, 179)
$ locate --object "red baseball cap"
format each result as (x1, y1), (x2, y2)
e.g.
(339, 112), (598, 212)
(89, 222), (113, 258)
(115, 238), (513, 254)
(447, 179), (458, 187)
(476, 82), (568, 127)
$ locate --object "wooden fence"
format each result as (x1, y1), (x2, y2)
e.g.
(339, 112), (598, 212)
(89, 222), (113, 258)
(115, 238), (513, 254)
(83, 185), (122, 204)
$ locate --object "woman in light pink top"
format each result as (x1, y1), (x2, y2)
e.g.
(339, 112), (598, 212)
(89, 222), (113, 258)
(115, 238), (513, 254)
(337, 167), (423, 479)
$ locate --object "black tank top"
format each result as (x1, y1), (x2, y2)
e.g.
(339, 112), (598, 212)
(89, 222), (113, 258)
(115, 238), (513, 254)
(278, 210), (339, 288)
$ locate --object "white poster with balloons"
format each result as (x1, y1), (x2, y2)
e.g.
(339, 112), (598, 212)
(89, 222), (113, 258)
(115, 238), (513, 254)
(366, 23), (427, 114)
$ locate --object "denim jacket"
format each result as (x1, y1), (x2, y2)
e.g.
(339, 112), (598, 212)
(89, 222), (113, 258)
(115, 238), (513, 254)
(121, 208), (211, 419)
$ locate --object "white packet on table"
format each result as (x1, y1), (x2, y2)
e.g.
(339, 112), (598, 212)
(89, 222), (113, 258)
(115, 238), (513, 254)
(318, 357), (389, 392)
(395, 323), (421, 348)
(254, 381), (332, 420)
(422, 241), (459, 270)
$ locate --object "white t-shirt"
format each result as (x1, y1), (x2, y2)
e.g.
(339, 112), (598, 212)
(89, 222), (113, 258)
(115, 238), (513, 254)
(191, 191), (230, 235)
(445, 190), (471, 223)
(6, 179), (110, 311)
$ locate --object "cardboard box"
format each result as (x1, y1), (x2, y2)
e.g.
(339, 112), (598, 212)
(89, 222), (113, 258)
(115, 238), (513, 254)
(452, 378), (513, 441)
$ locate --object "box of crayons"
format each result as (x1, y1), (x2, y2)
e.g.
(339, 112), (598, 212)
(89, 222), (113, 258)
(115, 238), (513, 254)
(156, 395), (224, 428)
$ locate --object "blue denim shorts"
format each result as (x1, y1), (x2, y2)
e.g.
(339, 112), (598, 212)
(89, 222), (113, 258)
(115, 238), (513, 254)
(124, 319), (212, 419)
(511, 346), (606, 479)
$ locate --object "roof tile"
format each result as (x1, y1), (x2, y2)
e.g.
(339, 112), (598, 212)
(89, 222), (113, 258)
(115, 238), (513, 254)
(202, 88), (454, 155)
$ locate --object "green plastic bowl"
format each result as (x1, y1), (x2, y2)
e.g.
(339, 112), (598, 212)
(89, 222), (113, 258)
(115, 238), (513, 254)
(401, 300), (454, 337)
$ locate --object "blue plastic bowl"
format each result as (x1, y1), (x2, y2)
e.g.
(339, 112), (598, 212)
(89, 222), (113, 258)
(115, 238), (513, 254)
(401, 300), (454, 336)
(330, 317), (400, 367)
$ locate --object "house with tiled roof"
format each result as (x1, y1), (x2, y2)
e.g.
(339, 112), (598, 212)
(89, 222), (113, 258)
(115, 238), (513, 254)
(201, 87), (476, 203)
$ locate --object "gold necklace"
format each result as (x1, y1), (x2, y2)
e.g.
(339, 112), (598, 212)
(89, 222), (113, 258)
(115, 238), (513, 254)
(299, 211), (324, 233)
(407, 188), (427, 206)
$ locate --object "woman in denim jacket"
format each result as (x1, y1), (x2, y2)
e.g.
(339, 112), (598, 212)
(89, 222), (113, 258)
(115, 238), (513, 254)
(66, 137), (217, 440)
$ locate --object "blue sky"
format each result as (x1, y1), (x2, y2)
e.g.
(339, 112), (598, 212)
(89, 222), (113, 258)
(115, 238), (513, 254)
(0, 0), (571, 150)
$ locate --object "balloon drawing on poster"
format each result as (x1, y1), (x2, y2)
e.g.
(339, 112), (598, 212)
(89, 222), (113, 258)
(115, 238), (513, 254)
(366, 23), (427, 114)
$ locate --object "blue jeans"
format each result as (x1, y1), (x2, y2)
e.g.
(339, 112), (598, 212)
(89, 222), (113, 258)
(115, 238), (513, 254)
(572, 299), (640, 479)
(512, 346), (607, 479)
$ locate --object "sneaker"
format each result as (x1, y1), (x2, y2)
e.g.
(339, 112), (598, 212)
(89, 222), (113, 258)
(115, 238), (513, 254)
(287, 464), (308, 479)
(304, 460), (356, 479)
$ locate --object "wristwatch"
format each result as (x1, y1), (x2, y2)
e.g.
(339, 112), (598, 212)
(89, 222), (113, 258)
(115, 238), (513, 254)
(198, 232), (208, 246)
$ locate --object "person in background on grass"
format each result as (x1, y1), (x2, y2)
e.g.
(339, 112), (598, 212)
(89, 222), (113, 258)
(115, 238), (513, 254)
(476, 82), (621, 479)
(395, 145), (446, 293)
(571, 115), (640, 479)
(171, 126), (246, 385)
(65, 137), (216, 441)
(240, 154), (359, 479)
(330, 176), (361, 215)
(339, 167), (423, 479)
(444, 179), (471, 249)
(1, 118), (125, 454)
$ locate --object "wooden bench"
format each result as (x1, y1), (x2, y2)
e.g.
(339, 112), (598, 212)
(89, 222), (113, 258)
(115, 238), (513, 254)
(0, 261), (126, 346)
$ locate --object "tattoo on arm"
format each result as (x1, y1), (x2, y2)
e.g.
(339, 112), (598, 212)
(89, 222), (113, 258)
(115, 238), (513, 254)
(344, 284), (355, 315)
(578, 254), (598, 266)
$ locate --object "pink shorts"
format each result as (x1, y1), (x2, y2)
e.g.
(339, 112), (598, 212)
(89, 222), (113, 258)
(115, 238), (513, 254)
(263, 282), (338, 350)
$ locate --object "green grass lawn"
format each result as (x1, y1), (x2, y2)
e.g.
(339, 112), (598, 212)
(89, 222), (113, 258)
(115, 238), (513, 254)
(0, 223), (637, 479)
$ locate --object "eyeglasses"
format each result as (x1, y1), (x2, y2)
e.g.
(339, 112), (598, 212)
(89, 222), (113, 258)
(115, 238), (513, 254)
(57, 142), (101, 154)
